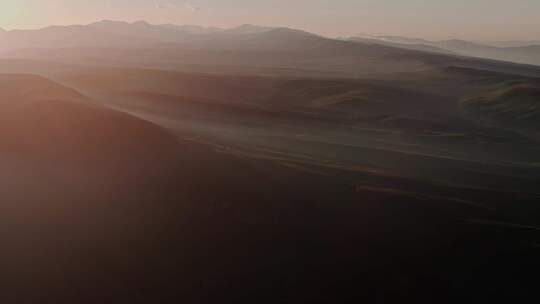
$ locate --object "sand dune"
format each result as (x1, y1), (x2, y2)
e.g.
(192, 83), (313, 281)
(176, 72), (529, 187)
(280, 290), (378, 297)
(0, 73), (177, 165)
(0, 73), (179, 300)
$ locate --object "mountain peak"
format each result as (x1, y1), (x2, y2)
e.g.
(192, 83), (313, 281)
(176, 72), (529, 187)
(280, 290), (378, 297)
(90, 20), (130, 27)
(159, 24), (224, 34)
(265, 27), (319, 37)
(226, 24), (274, 34)
(377, 35), (433, 45)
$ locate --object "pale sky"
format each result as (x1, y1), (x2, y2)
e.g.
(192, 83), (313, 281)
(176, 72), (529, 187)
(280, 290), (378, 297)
(1, 0), (539, 41)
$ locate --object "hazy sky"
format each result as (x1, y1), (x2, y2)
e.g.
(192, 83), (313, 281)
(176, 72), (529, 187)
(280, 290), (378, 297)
(1, 0), (539, 41)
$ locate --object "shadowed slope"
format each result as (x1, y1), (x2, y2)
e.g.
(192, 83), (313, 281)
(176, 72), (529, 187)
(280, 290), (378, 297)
(462, 81), (540, 134)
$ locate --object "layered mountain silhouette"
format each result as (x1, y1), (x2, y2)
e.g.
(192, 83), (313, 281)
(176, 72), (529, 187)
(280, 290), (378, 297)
(1, 20), (538, 68)
(0, 21), (279, 51)
(350, 35), (540, 66)
(3, 20), (540, 80)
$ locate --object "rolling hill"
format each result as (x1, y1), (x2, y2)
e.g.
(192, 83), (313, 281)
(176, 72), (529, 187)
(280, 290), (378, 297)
(462, 80), (540, 134)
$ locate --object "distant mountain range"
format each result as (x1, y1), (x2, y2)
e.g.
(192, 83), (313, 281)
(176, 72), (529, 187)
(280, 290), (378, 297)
(0, 21), (257, 46)
(1, 20), (540, 78)
(0, 21), (281, 51)
(349, 35), (540, 66)
(484, 40), (540, 48)
(1, 21), (538, 67)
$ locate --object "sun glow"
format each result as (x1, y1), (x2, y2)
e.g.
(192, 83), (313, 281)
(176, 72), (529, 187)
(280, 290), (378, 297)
(0, 1), (24, 28)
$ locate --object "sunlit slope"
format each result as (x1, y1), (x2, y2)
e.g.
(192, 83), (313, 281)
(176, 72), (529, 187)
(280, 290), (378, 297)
(0, 74), (176, 211)
(0, 74), (179, 302)
(0, 73), (178, 188)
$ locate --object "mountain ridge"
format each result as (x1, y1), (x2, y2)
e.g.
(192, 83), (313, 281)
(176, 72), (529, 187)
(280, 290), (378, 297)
(351, 35), (540, 66)
(1, 20), (540, 79)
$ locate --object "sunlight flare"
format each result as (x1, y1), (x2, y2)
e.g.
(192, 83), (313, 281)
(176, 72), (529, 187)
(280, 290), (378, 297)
(0, 0), (23, 27)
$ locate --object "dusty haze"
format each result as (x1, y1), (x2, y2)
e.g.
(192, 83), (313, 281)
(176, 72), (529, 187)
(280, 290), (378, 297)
(1, 2), (540, 303)
(1, 0), (539, 41)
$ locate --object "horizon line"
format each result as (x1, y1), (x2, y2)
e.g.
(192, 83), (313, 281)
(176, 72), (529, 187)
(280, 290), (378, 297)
(1, 19), (539, 44)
